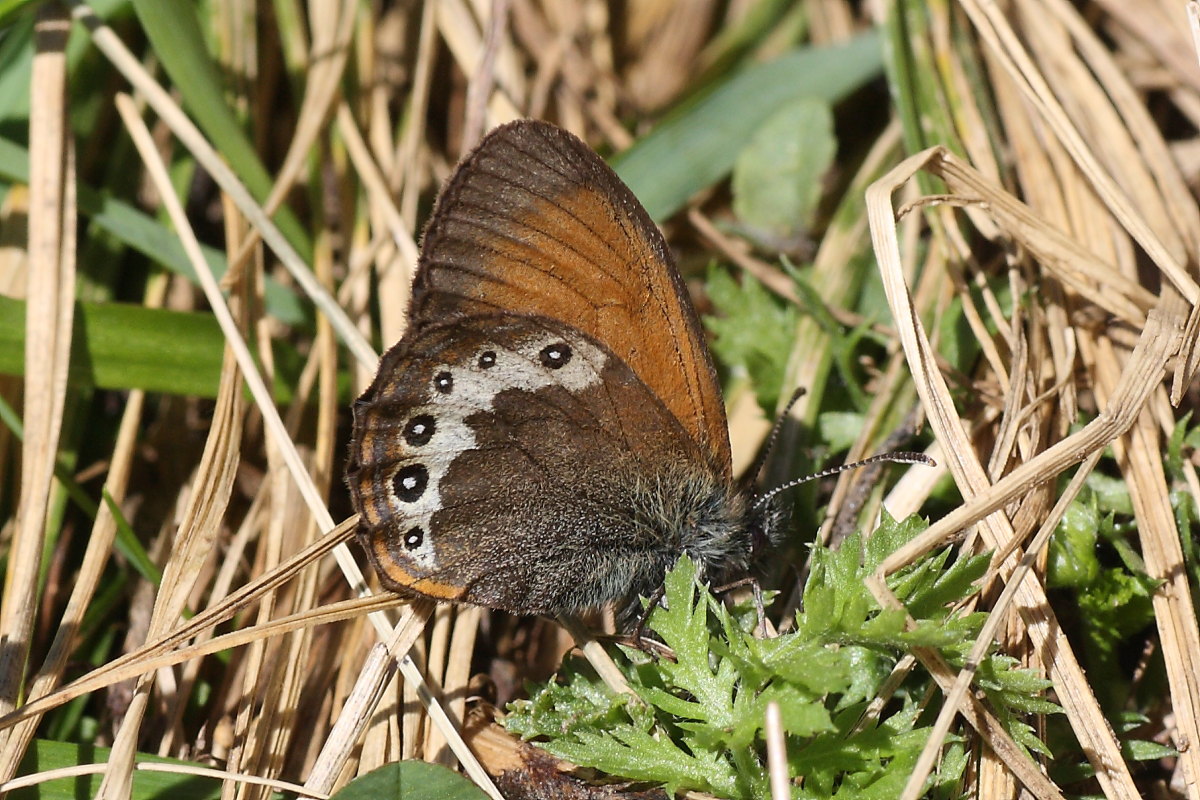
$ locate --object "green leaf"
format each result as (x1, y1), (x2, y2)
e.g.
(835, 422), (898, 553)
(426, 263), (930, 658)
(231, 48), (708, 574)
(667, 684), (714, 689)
(11, 740), (219, 800)
(329, 762), (488, 800)
(1047, 493), (1101, 589)
(0, 0), (37, 27)
(705, 266), (797, 413)
(545, 723), (742, 799)
(1166, 411), (1192, 474)
(732, 97), (836, 244)
(1076, 567), (1158, 658)
(903, 551), (989, 620)
(507, 518), (1048, 798)
(505, 668), (646, 741)
(1121, 739), (1178, 762)
(818, 411), (867, 452)
(612, 33), (882, 221)
(0, 136), (306, 325)
(1086, 472), (1134, 515)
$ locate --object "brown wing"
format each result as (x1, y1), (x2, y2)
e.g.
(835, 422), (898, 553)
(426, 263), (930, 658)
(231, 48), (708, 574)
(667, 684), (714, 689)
(409, 120), (731, 478)
(347, 315), (722, 615)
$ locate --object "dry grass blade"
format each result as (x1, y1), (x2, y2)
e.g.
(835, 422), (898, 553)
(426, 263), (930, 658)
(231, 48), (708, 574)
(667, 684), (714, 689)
(0, 522), (375, 730)
(959, 0), (1197, 303)
(7, 1), (1200, 798)
(65, 0), (376, 370)
(223, 0), (357, 284)
(1, 760), (328, 798)
(0, 6), (74, 731)
(302, 600), (434, 795)
(868, 149), (1184, 574)
(867, 143), (1184, 800)
(96, 333), (242, 799)
(764, 702), (788, 800)
(905, 449), (1102, 800)
(113, 90), (483, 775)
(0, 383), (148, 783)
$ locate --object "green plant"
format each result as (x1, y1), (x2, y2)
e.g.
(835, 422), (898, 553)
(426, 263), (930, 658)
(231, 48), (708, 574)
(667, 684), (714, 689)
(507, 513), (1052, 799)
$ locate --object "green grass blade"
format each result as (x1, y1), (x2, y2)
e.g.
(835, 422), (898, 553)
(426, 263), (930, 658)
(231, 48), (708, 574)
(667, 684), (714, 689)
(129, 0), (312, 261)
(0, 137), (306, 325)
(0, 296), (225, 397)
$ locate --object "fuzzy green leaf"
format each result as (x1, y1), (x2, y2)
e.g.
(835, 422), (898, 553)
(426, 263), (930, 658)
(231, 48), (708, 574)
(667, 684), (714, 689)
(819, 411), (868, 453)
(732, 97), (836, 245)
(612, 33), (882, 221)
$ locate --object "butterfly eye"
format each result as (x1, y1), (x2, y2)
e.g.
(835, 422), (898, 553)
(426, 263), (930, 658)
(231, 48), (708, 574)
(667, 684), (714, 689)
(434, 371), (453, 393)
(404, 414), (435, 446)
(402, 526), (424, 549)
(539, 342), (572, 369)
(393, 464), (428, 502)
(477, 351), (497, 369)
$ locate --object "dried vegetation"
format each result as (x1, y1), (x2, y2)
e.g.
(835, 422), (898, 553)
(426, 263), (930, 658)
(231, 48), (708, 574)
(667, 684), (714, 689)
(1, 1), (1200, 799)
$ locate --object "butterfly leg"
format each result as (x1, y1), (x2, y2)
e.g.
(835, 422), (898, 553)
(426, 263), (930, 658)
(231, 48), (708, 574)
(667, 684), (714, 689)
(712, 576), (768, 637)
(628, 583), (667, 650)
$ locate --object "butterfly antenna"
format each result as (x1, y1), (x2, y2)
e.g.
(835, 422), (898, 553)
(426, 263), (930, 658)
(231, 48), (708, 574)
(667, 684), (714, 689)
(746, 387), (808, 486)
(752, 451), (935, 510)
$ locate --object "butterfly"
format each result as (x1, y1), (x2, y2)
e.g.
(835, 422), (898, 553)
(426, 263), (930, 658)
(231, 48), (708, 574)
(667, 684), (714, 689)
(346, 120), (783, 622)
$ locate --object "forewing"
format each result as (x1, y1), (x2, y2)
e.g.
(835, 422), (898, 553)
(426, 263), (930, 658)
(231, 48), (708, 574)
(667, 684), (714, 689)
(409, 120), (731, 478)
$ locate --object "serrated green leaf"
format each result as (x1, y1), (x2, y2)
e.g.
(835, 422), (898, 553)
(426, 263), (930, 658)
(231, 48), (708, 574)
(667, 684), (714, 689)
(544, 724), (741, 799)
(1076, 567), (1158, 656)
(904, 551), (989, 619)
(863, 511), (927, 571)
(756, 682), (834, 738)
(705, 267), (797, 413)
(505, 669), (635, 741)
(755, 635), (850, 694)
(508, 519), (1049, 798)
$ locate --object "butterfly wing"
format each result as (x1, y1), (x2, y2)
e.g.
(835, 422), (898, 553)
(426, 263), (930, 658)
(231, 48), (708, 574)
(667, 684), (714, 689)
(347, 315), (731, 614)
(409, 121), (732, 479)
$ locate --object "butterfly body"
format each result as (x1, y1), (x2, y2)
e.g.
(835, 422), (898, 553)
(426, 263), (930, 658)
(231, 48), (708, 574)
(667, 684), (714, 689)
(347, 121), (781, 621)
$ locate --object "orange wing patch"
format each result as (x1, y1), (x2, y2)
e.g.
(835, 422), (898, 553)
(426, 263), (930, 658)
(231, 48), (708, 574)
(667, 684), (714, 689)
(369, 538), (466, 601)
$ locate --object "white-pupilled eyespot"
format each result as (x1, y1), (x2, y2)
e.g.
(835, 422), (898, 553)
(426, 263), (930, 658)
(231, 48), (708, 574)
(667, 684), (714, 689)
(380, 331), (608, 573)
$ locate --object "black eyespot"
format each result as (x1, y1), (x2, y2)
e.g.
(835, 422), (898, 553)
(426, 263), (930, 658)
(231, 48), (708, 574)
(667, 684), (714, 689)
(434, 371), (453, 393)
(539, 342), (572, 369)
(403, 526), (424, 549)
(392, 464), (428, 502)
(404, 414), (435, 447)
(477, 350), (497, 369)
